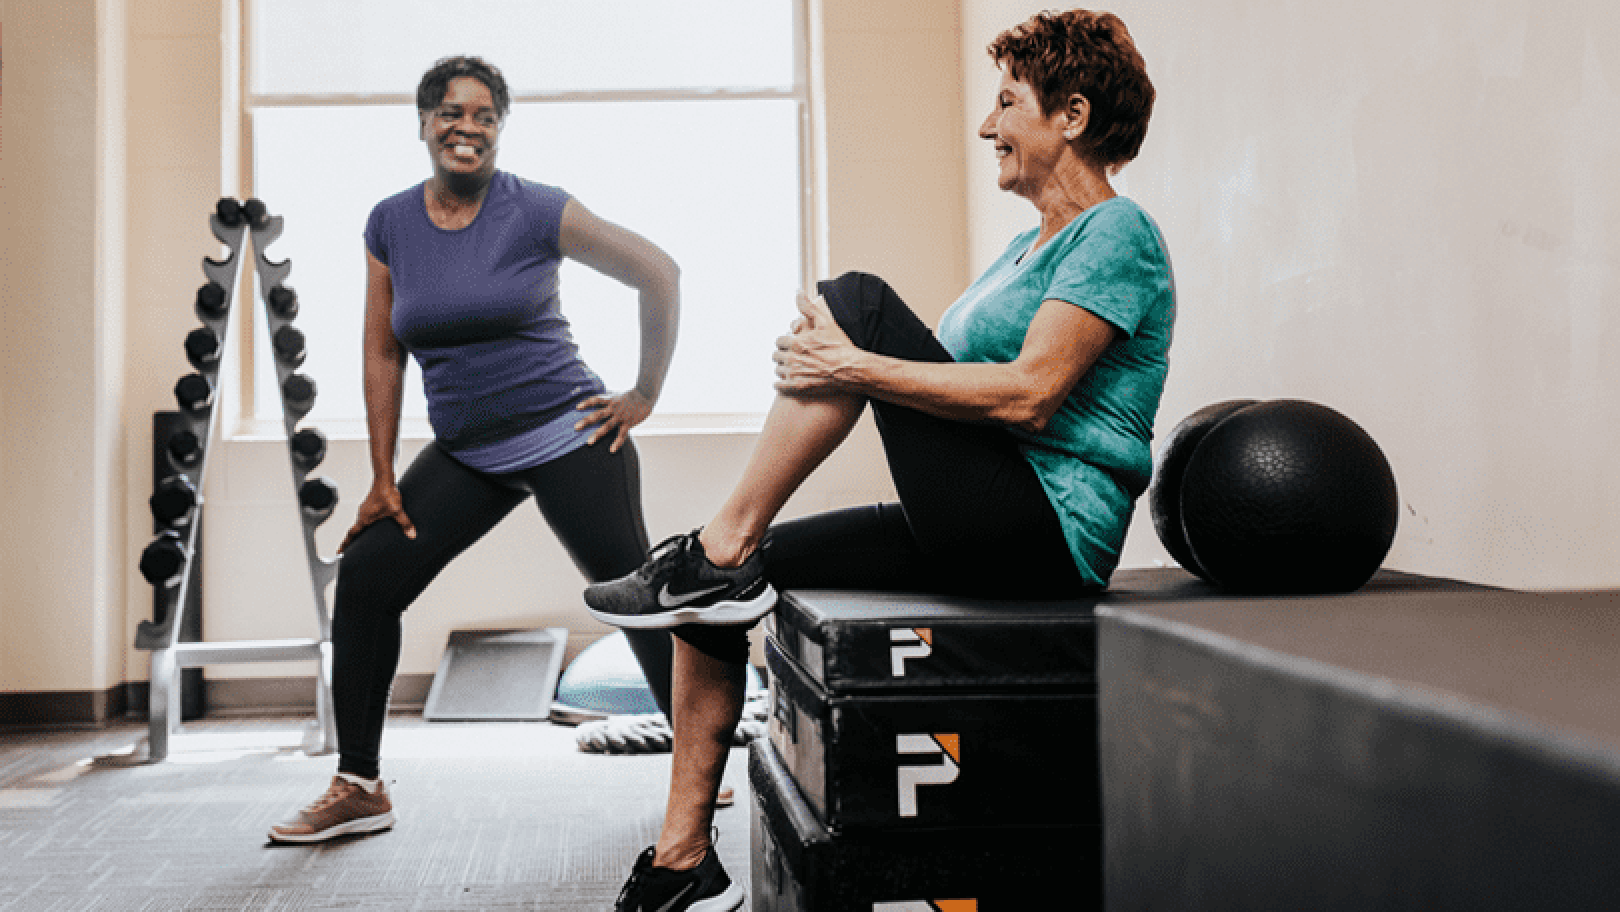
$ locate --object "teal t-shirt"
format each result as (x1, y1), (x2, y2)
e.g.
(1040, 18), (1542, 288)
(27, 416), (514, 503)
(937, 196), (1175, 587)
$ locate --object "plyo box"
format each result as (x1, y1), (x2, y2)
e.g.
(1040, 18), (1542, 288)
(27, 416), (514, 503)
(750, 738), (1101, 912)
(765, 587), (1101, 831)
(756, 569), (1497, 909)
(766, 633), (1098, 831)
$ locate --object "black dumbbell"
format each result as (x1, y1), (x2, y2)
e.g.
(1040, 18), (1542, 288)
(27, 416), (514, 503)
(273, 325), (306, 367)
(283, 373), (317, 414)
(174, 373), (214, 413)
(216, 197), (244, 227)
(242, 198), (269, 228)
(150, 475), (198, 527)
(299, 477), (339, 523)
(185, 326), (220, 369)
(195, 282), (228, 320)
(268, 285), (299, 319)
(290, 427), (327, 471)
(139, 530), (188, 587)
(166, 430), (202, 469)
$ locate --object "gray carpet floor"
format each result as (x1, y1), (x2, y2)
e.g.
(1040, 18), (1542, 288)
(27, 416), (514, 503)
(0, 719), (752, 911)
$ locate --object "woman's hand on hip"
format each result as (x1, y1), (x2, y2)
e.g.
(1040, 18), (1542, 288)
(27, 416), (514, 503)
(774, 290), (858, 396)
(340, 479), (416, 553)
(576, 389), (653, 453)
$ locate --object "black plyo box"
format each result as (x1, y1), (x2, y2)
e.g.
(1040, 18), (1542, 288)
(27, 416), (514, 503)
(767, 589), (1100, 693)
(765, 570), (1477, 696)
(750, 738), (1100, 911)
(766, 634), (1098, 831)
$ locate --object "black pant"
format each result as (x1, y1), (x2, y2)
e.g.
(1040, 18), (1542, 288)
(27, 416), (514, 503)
(704, 272), (1091, 662)
(331, 439), (672, 780)
(770, 272), (1086, 596)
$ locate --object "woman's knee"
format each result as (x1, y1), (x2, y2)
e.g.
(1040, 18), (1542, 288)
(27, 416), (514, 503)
(332, 522), (418, 622)
(815, 271), (950, 363)
(815, 272), (890, 342)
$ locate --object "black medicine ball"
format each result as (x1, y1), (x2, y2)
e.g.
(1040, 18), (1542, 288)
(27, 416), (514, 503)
(1148, 399), (1259, 581)
(1178, 399), (1399, 594)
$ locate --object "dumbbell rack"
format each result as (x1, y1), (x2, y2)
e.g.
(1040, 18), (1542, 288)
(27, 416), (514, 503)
(134, 199), (339, 763)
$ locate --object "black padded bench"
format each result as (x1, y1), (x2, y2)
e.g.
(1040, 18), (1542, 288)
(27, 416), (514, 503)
(1100, 583), (1620, 911)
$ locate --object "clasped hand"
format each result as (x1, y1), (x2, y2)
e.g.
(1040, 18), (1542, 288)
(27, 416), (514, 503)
(774, 290), (856, 395)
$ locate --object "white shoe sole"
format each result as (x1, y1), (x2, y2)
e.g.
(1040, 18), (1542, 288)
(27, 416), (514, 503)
(588, 585), (777, 629)
(688, 882), (745, 911)
(267, 810), (396, 844)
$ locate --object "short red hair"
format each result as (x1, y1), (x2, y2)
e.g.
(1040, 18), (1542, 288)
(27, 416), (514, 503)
(988, 10), (1155, 168)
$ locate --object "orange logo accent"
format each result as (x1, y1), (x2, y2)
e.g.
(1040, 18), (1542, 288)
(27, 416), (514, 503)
(896, 733), (961, 817)
(890, 627), (933, 676)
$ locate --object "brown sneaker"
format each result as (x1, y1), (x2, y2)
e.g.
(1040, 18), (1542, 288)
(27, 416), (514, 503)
(267, 775), (395, 844)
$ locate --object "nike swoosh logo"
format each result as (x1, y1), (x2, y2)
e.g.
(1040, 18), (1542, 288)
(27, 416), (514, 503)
(654, 881), (696, 912)
(658, 583), (729, 608)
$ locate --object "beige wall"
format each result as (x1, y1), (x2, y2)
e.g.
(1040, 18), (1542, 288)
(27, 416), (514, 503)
(1, 0), (966, 697)
(966, 0), (1620, 590)
(13, 0), (1618, 704)
(0, 0), (128, 695)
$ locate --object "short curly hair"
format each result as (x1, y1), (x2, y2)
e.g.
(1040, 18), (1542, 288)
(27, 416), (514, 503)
(988, 10), (1155, 169)
(416, 56), (511, 123)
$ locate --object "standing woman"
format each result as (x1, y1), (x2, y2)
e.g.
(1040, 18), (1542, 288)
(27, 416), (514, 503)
(587, 11), (1172, 911)
(269, 56), (683, 843)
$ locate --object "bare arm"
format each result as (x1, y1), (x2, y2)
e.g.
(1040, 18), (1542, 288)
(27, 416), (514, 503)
(559, 199), (680, 451)
(340, 248), (416, 551)
(774, 292), (1118, 434)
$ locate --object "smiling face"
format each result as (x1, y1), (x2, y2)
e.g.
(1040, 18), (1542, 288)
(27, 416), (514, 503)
(421, 76), (502, 185)
(978, 66), (1076, 199)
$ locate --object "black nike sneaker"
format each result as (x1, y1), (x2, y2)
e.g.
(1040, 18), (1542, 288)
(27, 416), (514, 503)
(585, 530), (776, 628)
(612, 845), (744, 912)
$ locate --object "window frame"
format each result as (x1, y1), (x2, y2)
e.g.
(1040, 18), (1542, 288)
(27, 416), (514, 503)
(230, 0), (821, 440)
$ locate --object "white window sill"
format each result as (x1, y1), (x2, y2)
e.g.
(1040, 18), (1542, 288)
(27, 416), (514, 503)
(225, 413), (767, 443)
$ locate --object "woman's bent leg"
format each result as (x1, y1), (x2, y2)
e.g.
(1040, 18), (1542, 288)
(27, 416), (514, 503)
(814, 271), (1086, 597)
(699, 391), (865, 568)
(332, 444), (525, 778)
(519, 439), (673, 718)
(700, 272), (939, 567)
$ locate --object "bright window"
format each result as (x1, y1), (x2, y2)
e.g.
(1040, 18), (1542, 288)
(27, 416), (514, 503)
(245, 0), (811, 434)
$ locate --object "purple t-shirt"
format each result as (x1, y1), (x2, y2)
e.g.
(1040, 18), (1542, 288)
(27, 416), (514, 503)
(364, 171), (606, 471)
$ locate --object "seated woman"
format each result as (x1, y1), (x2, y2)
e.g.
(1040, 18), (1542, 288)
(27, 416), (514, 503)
(587, 10), (1174, 912)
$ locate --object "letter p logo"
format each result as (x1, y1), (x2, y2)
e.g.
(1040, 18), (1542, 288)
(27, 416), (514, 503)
(896, 733), (959, 818)
(890, 627), (932, 677)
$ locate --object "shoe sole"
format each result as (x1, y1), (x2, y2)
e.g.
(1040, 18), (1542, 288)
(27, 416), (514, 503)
(267, 810), (396, 844)
(688, 882), (745, 911)
(587, 585), (777, 630)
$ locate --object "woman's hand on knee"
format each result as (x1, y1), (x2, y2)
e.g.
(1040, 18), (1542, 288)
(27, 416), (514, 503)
(340, 480), (416, 553)
(774, 291), (858, 395)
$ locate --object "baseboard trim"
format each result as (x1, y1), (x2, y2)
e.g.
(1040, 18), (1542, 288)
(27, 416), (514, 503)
(2, 676), (433, 729)
(0, 686), (129, 730)
(198, 674), (434, 717)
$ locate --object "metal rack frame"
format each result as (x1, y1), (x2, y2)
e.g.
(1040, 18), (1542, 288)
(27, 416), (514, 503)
(134, 204), (339, 762)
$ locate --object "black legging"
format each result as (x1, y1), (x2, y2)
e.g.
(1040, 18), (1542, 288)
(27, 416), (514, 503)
(331, 438), (675, 780)
(701, 271), (1093, 663)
